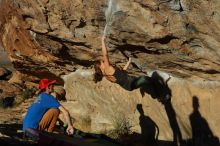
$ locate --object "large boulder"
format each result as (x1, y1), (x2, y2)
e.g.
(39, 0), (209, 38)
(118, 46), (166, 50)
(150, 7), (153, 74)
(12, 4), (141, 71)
(0, 0), (219, 144)
(62, 69), (220, 142)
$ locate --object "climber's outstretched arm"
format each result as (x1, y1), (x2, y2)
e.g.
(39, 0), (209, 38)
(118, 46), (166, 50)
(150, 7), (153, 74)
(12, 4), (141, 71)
(123, 57), (131, 70)
(101, 36), (110, 67)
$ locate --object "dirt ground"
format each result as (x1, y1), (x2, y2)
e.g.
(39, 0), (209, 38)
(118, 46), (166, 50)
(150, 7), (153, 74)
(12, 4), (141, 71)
(0, 97), (37, 146)
(0, 102), (122, 146)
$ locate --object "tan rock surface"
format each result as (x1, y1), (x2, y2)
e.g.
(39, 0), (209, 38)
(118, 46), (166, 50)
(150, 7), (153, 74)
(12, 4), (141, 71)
(0, 0), (219, 144)
(0, 0), (219, 80)
(0, 67), (8, 78)
(62, 69), (220, 141)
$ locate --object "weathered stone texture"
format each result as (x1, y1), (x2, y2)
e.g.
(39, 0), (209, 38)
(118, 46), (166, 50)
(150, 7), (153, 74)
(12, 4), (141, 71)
(0, 0), (220, 142)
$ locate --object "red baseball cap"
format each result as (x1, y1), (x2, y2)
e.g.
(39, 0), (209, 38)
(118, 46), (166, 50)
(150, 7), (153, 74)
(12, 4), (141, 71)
(39, 78), (56, 90)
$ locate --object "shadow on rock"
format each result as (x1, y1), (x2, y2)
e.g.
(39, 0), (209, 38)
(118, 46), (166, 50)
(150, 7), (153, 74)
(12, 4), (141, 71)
(188, 96), (220, 146)
(140, 71), (171, 103)
(120, 104), (159, 146)
(137, 104), (159, 145)
(0, 123), (36, 146)
(163, 98), (183, 146)
(38, 129), (122, 146)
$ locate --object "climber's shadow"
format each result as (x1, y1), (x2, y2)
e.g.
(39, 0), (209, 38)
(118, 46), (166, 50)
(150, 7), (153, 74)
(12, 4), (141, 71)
(137, 104), (159, 144)
(189, 96), (220, 146)
(140, 71), (172, 103)
(123, 104), (159, 146)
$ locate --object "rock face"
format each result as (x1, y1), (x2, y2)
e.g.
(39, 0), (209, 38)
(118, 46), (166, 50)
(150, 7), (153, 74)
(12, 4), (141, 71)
(62, 69), (220, 142)
(0, 0), (220, 144)
(0, 0), (219, 80)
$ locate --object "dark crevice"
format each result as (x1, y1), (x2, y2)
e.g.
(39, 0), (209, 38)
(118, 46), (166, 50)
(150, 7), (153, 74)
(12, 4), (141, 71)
(170, 62), (220, 75)
(64, 41), (91, 48)
(71, 58), (96, 67)
(0, 68), (12, 81)
(56, 45), (73, 63)
(57, 45), (95, 67)
(66, 19), (77, 28)
(139, 3), (159, 11)
(12, 61), (64, 84)
(179, 1), (184, 12)
(158, 0), (183, 12)
(21, 14), (34, 21)
(45, 14), (52, 31)
(120, 30), (136, 34)
(189, 68), (220, 74)
(204, 69), (220, 74)
(43, 34), (90, 48)
(176, 57), (195, 63)
(147, 35), (178, 44)
(29, 32), (94, 67)
(185, 23), (198, 33)
(116, 44), (171, 55)
(91, 19), (99, 27)
(76, 18), (86, 28)
(42, 7), (53, 32)
(31, 29), (87, 46)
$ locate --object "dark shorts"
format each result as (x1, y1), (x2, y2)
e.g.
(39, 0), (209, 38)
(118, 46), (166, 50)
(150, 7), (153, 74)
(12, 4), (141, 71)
(117, 75), (152, 91)
(117, 75), (137, 91)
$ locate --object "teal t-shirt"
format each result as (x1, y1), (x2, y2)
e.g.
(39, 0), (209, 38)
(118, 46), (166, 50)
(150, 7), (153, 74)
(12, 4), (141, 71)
(22, 92), (60, 131)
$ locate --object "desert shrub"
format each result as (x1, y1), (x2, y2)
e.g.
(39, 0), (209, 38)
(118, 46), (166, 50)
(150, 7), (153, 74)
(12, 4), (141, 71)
(108, 113), (132, 140)
(21, 89), (31, 100)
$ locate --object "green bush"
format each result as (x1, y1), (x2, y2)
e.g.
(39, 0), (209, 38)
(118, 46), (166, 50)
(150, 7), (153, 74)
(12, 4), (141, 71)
(21, 89), (31, 100)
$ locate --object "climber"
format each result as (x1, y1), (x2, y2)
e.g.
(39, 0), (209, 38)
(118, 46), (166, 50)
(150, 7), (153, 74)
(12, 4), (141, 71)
(93, 36), (152, 91)
(22, 78), (74, 141)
